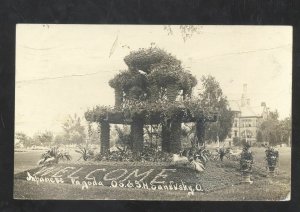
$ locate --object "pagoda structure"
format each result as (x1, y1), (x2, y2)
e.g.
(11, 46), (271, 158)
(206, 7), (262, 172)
(85, 47), (217, 154)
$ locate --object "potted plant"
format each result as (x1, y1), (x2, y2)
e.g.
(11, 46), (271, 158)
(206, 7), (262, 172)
(240, 143), (254, 184)
(265, 146), (279, 176)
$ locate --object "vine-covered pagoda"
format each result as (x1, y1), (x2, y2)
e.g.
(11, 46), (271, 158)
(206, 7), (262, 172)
(85, 47), (217, 155)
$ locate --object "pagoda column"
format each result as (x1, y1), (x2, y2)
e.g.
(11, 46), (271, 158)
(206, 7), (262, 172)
(100, 121), (110, 154)
(169, 118), (182, 153)
(131, 115), (144, 153)
(114, 88), (123, 109)
(161, 124), (171, 152)
(196, 119), (205, 146)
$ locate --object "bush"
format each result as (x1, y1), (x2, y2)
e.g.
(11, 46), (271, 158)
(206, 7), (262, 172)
(233, 137), (248, 147)
(239, 143), (253, 173)
(76, 144), (94, 161)
(265, 146), (279, 167)
(93, 146), (173, 163)
(38, 146), (71, 166)
(180, 146), (210, 165)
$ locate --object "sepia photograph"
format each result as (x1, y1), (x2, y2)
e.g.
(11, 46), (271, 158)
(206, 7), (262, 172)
(14, 24), (292, 200)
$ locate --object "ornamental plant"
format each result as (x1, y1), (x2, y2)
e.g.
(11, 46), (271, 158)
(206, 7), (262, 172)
(38, 146), (71, 166)
(180, 145), (210, 165)
(240, 143), (253, 173)
(109, 47), (197, 102)
(76, 144), (94, 161)
(265, 146), (279, 167)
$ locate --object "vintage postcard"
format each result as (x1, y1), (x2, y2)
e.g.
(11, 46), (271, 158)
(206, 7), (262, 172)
(14, 25), (292, 200)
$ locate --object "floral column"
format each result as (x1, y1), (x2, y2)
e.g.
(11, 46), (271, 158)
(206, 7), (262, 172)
(196, 119), (205, 146)
(169, 118), (182, 153)
(100, 121), (110, 154)
(161, 124), (171, 152)
(114, 88), (123, 109)
(166, 84), (178, 102)
(131, 115), (144, 153)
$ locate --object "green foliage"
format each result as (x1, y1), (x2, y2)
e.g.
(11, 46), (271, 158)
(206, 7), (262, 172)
(109, 70), (149, 100)
(61, 114), (86, 145)
(240, 143), (253, 172)
(233, 137), (248, 147)
(33, 131), (54, 146)
(265, 146), (279, 167)
(38, 146), (71, 166)
(109, 47), (197, 101)
(76, 144), (94, 161)
(16, 131), (55, 147)
(87, 122), (101, 144)
(180, 146), (210, 166)
(15, 132), (37, 147)
(259, 111), (291, 146)
(199, 75), (234, 142)
(279, 117), (291, 145)
(85, 106), (117, 123)
(256, 131), (263, 143)
(123, 47), (181, 73)
(115, 125), (132, 148)
(164, 25), (201, 42)
(85, 97), (216, 125)
(94, 146), (173, 162)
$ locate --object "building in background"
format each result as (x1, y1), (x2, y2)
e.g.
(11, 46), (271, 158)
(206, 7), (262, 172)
(228, 84), (269, 146)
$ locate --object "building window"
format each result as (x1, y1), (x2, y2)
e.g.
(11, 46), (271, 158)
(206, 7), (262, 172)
(234, 130), (237, 137)
(234, 120), (237, 127)
(241, 130), (253, 138)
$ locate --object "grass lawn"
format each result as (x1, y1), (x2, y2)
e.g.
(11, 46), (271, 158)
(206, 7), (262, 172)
(13, 177), (290, 201)
(14, 147), (291, 201)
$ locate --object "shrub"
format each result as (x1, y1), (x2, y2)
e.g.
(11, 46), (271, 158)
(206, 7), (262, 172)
(265, 146), (279, 167)
(76, 144), (94, 161)
(38, 146), (71, 166)
(93, 146), (173, 163)
(240, 143), (253, 173)
(180, 146), (210, 165)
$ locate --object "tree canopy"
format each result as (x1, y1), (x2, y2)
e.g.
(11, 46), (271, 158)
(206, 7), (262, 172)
(198, 75), (234, 142)
(258, 111), (291, 146)
(61, 114), (86, 145)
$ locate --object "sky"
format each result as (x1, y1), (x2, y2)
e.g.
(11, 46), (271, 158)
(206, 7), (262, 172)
(15, 25), (292, 136)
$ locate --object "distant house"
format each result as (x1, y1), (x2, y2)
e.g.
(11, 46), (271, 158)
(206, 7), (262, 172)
(227, 84), (268, 146)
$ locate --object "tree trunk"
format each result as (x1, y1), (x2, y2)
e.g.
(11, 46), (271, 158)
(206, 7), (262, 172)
(169, 119), (182, 153)
(131, 116), (144, 153)
(100, 121), (110, 154)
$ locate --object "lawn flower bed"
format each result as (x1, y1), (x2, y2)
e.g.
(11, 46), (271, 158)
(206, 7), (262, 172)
(15, 160), (243, 194)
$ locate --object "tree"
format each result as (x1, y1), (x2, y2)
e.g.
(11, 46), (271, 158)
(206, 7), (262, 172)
(279, 117), (291, 145)
(198, 75), (234, 143)
(54, 134), (67, 145)
(62, 114), (86, 145)
(164, 25), (201, 42)
(259, 110), (290, 146)
(33, 131), (54, 146)
(15, 132), (36, 147)
(87, 122), (101, 144)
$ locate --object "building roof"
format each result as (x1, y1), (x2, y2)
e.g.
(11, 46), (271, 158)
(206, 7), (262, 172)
(229, 100), (263, 117)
